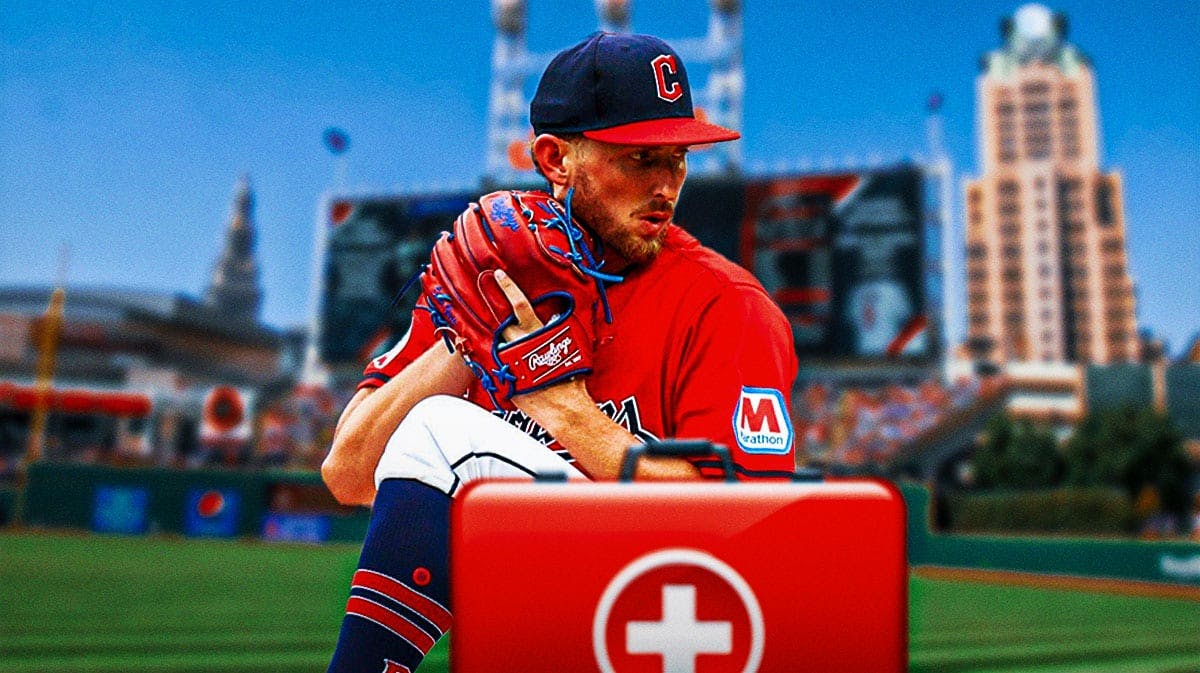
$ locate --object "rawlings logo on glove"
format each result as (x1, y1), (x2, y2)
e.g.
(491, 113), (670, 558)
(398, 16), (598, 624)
(526, 333), (575, 370)
(417, 190), (621, 408)
(522, 330), (580, 378)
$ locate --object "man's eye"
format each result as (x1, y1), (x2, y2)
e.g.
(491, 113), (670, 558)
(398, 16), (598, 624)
(629, 152), (645, 162)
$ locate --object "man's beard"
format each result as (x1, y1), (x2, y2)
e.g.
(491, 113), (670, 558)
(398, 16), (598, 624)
(569, 172), (670, 267)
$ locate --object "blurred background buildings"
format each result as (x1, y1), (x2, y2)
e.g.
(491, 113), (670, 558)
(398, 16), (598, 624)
(0, 1), (1196, 537)
(965, 4), (1138, 366)
(0, 178), (322, 478)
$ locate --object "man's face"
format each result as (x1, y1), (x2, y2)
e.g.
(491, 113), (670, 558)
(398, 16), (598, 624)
(565, 139), (688, 267)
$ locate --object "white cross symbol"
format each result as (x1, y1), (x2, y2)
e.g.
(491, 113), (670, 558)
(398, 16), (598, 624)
(626, 584), (732, 673)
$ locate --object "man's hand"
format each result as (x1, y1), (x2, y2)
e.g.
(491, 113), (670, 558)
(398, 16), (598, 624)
(493, 269), (699, 481)
(495, 269), (544, 342)
(495, 268), (593, 405)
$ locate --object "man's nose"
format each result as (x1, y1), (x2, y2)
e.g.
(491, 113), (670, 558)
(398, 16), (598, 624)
(651, 167), (685, 202)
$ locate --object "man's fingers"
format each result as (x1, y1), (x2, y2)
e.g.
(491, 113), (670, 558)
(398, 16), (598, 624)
(495, 270), (535, 323)
(495, 270), (542, 336)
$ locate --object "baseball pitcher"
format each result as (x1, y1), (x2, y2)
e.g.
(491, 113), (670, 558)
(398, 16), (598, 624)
(321, 32), (797, 673)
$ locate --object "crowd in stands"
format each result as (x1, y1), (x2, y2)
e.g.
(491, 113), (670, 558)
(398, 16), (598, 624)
(793, 377), (981, 467)
(210, 377), (984, 473)
(7, 375), (1200, 541)
(0, 384), (351, 479)
(181, 384), (349, 471)
(2, 378), (988, 480)
(246, 385), (347, 471)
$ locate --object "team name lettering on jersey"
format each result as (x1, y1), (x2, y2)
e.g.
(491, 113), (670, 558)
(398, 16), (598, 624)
(493, 408), (558, 446)
(596, 396), (660, 444)
(493, 395), (659, 452)
(732, 387), (793, 455)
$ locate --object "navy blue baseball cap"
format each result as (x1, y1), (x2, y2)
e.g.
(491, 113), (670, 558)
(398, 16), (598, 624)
(530, 32), (740, 146)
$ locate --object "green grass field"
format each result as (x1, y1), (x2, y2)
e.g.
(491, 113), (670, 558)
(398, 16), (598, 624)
(2, 531), (1198, 672)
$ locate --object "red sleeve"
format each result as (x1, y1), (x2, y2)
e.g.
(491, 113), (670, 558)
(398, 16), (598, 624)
(670, 283), (799, 480)
(357, 308), (440, 391)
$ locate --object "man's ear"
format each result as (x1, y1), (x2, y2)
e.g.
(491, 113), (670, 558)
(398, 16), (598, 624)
(531, 134), (573, 188)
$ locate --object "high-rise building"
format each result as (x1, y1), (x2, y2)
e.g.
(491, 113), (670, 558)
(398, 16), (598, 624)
(964, 4), (1138, 365)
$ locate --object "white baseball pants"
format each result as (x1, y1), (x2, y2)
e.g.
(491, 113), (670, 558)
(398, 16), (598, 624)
(373, 395), (588, 496)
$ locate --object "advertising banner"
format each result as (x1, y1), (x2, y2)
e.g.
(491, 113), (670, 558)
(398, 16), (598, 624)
(183, 488), (241, 538)
(261, 513), (331, 544)
(92, 485), (149, 535)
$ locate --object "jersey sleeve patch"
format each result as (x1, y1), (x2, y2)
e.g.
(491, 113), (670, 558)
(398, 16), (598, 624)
(731, 386), (794, 455)
(359, 323), (417, 389)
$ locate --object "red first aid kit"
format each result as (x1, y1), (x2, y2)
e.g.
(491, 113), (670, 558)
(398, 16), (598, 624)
(450, 443), (907, 673)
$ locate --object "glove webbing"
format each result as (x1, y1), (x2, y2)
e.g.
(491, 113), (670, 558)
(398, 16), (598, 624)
(520, 188), (623, 323)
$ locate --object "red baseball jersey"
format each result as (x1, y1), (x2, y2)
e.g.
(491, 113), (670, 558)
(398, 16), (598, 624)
(360, 226), (798, 479)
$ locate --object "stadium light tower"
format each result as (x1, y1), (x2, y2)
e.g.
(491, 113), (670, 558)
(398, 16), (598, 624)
(486, 0), (532, 177)
(484, 0), (745, 180)
(924, 92), (958, 379)
(699, 0), (744, 170)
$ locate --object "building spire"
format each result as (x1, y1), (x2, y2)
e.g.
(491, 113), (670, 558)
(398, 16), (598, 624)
(204, 175), (263, 324)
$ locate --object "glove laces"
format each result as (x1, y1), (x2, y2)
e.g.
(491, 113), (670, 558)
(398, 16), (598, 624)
(523, 188), (624, 323)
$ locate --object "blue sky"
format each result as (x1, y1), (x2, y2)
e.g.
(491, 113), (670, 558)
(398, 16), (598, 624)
(1, 1), (1197, 354)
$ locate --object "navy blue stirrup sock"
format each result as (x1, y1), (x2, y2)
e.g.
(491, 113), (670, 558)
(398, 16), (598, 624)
(327, 479), (452, 673)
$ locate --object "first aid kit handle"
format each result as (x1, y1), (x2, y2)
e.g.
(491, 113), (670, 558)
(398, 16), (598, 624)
(619, 440), (737, 483)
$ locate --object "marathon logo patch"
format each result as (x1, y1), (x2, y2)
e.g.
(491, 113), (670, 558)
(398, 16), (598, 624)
(732, 387), (793, 455)
(494, 395), (659, 448)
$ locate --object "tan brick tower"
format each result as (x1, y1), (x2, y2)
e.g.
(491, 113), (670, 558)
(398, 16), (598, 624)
(964, 4), (1138, 364)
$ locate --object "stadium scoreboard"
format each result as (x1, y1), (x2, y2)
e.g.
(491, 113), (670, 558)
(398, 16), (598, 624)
(317, 165), (935, 382)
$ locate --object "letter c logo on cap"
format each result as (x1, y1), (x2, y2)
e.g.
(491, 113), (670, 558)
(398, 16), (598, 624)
(651, 54), (683, 103)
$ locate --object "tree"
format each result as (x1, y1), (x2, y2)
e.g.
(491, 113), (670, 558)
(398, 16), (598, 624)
(1125, 409), (1191, 518)
(1064, 406), (1192, 520)
(1007, 420), (1063, 489)
(1064, 413), (1104, 486)
(971, 414), (1063, 489)
(971, 413), (1013, 488)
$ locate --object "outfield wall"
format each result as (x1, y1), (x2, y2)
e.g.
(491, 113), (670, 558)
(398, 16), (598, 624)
(900, 483), (1200, 587)
(14, 465), (1200, 586)
(19, 463), (370, 542)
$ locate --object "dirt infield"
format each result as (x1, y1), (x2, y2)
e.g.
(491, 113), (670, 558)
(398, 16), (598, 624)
(914, 565), (1200, 602)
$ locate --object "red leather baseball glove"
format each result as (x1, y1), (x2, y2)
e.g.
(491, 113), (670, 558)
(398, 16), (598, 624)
(419, 190), (621, 407)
